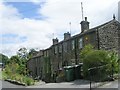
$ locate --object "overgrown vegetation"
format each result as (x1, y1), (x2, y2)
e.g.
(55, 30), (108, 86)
(2, 47), (37, 86)
(0, 53), (9, 65)
(80, 44), (118, 81)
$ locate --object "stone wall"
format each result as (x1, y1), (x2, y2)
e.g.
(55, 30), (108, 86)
(118, 21), (120, 58)
(98, 20), (119, 53)
(27, 19), (120, 80)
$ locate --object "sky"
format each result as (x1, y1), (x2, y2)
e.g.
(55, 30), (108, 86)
(118, 1), (120, 22)
(0, 0), (120, 57)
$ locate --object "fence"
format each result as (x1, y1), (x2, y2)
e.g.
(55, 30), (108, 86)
(88, 64), (114, 90)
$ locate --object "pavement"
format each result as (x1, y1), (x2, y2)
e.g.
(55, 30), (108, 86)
(27, 79), (119, 88)
(0, 68), (2, 80)
(27, 79), (91, 88)
(0, 79), (118, 89)
(0, 68), (2, 90)
(99, 80), (118, 88)
(1, 80), (26, 88)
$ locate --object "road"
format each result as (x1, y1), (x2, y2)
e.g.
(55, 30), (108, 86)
(27, 79), (118, 88)
(0, 80), (26, 88)
(0, 79), (118, 88)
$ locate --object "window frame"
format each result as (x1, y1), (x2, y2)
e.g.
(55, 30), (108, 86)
(79, 38), (83, 49)
(63, 42), (67, 52)
(54, 46), (58, 54)
(71, 40), (75, 50)
(59, 44), (62, 53)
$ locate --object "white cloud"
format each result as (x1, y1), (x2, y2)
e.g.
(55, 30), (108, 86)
(30, 0), (46, 4)
(0, 2), (54, 57)
(0, 0), (120, 57)
(40, 0), (119, 31)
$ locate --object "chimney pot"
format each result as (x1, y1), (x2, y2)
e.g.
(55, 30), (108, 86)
(85, 17), (87, 21)
(53, 38), (59, 45)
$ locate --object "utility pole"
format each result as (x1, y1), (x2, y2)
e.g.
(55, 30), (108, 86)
(81, 2), (84, 21)
(52, 33), (54, 39)
(69, 22), (71, 34)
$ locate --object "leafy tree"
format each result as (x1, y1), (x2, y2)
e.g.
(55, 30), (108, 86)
(17, 47), (28, 74)
(80, 44), (93, 62)
(0, 53), (9, 65)
(7, 47), (29, 75)
(9, 55), (20, 65)
(28, 48), (38, 59)
(17, 47), (28, 60)
(108, 52), (118, 73)
(80, 45), (118, 80)
(8, 55), (26, 75)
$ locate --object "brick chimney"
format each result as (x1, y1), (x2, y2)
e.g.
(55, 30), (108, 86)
(64, 32), (71, 40)
(80, 17), (89, 33)
(52, 38), (59, 45)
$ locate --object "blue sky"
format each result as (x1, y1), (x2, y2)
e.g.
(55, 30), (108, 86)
(1, 0), (119, 57)
(2, 34), (27, 44)
(5, 2), (45, 19)
(2, 1), (46, 45)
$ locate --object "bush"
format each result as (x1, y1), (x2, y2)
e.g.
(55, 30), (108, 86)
(23, 76), (35, 86)
(56, 70), (65, 83)
(80, 45), (118, 81)
(2, 71), (7, 80)
(2, 62), (35, 86)
(2, 54), (35, 86)
(2, 71), (35, 86)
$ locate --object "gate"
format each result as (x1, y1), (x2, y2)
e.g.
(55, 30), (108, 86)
(88, 64), (114, 90)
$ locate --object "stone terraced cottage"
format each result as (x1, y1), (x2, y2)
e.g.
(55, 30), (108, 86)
(27, 16), (120, 82)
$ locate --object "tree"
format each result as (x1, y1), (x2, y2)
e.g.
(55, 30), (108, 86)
(108, 52), (118, 74)
(80, 45), (118, 80)
(28, 48), (38, 59)
(9, 55), (20, 65)
(80, 44), (93, 63)
(0, 53), (9, 65)
(17, 47), (28, 60)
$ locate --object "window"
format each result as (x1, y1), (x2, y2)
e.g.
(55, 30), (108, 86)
(72, 40), (75, 50)
(59, 44), (62, 53)
(46, 50), (49, 57)
(44, 51), (47, 57)
(54, 46), (57, 54)
(63, 42), (67, 52)
(79, 38), (83, 49)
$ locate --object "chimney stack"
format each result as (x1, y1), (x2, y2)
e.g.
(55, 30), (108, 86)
(80, 17), (89, 33)
(52, 38), (59, 45)
(64, 32), (71, 40)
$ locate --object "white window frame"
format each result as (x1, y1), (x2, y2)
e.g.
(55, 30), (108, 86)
(64, 42), (67, 52)
(59, 44), (62, 53)
(79, 38), (83, 49)
(54, 46), (57, 54)
(72, 40), (75, 50)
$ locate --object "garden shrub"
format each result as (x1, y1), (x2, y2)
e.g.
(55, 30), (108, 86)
(56, 70), (65, 82)
(23, 76), (35, 85)
(2, 62), (35, 86)
(80, 45), (118, 81)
